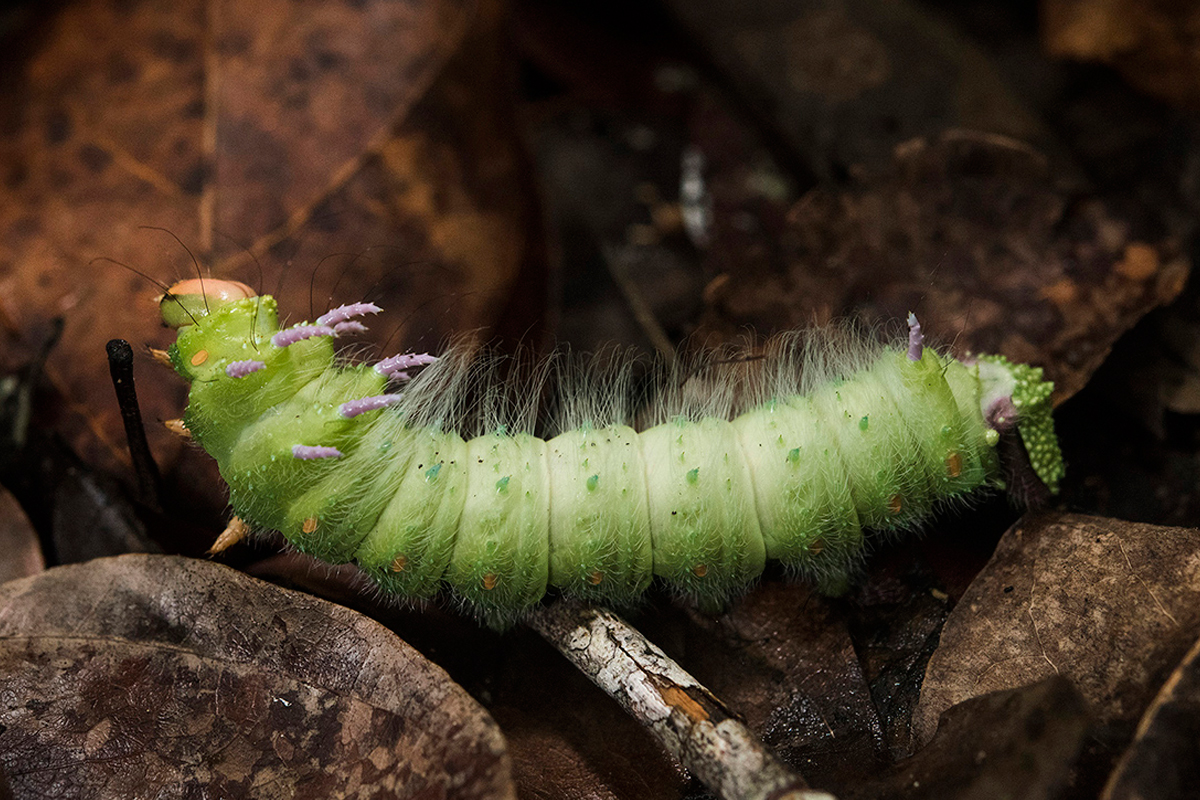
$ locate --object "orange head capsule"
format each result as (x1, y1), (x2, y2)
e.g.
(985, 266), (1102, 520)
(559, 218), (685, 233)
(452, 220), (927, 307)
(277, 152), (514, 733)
(160, 278), (256, 329)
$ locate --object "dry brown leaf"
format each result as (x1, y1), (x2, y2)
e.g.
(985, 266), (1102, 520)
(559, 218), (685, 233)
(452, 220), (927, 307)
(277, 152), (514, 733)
(914, 513), (1200, 746)
(0, 554), (514, 799)
(0, 0), (542, 491)
(697, 134), (1189, 404)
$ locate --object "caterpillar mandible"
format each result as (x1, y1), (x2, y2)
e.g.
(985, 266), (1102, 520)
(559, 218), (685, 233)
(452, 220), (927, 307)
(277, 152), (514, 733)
(157, 278), (1064, 626)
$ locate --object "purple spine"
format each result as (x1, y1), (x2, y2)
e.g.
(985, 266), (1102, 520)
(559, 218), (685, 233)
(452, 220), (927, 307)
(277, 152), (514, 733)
(339, 394), (403, 418)
(333, 320), (368, 335)
(317, 302), (382, 327)
(906, 312), (924, 362)
(292, 445), (343, 460)
(375, 352), (438, 378)
(272, 325), (335, 347)
(225, 360), (266, 378)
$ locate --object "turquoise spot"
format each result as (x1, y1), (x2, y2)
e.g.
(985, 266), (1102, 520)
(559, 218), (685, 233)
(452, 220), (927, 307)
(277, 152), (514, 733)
(787, 447), (801, 465)
(859, 415), (869, 431)
(496, 475), (511, 493)
(425, 463), (442, 481)
(586, 474), (600, 491)
(686, 468), (700, 484)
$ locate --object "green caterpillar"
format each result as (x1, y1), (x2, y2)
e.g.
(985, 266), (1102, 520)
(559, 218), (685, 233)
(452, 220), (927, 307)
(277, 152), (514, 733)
(158, 279), (1063, 626)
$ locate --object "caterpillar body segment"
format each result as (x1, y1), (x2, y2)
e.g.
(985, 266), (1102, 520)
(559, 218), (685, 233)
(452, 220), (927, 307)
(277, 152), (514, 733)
(546, 424), (653, 604)
(159, 281), (1062, 625)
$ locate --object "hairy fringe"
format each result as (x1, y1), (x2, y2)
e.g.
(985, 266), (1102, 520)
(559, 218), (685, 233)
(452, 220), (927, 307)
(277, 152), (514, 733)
(390, 320), (913, 442)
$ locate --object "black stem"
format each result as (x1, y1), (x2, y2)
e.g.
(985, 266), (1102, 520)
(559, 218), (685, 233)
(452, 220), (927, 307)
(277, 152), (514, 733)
(106, 340), (163, 512)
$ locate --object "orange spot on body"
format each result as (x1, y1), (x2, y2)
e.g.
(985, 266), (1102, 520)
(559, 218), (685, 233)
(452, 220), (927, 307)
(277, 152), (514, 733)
(692, 564), (708, 578)
(808, 539), (825, 556)
(190, 350), (208, 366)
(302, 517), (318, 534)
(482, 572), (498, 591)
(588, 571), (604, 585)
(945, 451), (963, 478)
(888, 494), (903, 515)
(390, 554), (407, 572)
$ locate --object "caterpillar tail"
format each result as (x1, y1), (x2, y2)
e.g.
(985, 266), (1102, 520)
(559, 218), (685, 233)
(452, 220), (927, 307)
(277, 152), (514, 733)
(159, 281), (1063, 627)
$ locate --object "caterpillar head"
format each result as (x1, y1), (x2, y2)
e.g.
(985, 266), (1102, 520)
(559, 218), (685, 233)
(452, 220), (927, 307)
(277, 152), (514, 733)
(976, 354), (1064, 498)
(159, 279), (280, 383)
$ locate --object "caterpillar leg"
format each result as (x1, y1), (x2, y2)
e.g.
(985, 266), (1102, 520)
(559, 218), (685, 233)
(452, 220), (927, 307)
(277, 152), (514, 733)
(208, 516), (250, 554)
(163, 418), (190, 439)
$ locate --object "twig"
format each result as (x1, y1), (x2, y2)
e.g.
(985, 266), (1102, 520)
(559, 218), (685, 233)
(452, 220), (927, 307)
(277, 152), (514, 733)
(106, 338), (163, 512)
(527, 599), (837, 800)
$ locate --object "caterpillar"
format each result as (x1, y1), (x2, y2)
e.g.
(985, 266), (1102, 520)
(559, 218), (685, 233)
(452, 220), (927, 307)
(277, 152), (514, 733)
(157, 278), (1064, 626)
